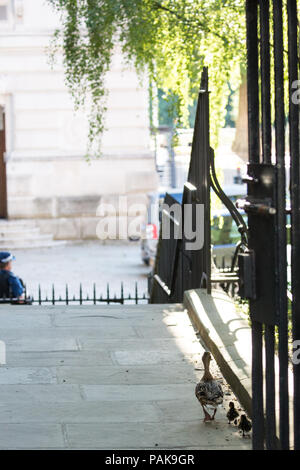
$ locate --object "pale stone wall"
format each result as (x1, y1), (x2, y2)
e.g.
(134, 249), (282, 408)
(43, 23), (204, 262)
(232, 78), (248, 163)
(0, 0), (158, 239)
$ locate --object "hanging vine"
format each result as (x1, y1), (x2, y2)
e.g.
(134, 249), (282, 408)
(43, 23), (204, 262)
(48, 0), (246, 155)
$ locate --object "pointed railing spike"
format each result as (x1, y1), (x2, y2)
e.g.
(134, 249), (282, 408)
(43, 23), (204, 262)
(38, 285), (42, 305)
(93, 283), (96, 305)
(107, 283), (110, 305)
(121, 282), (124, 305)
(79, 284), (82, 305)
(52, 284), (55, 305)
(0, 280), (150, 306)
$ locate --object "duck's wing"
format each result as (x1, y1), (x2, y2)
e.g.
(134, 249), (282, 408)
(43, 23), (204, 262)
(195, 381), (207, 401)
(217, 381), (224, 398)
(195, 380), (223, 404)
(206, 381), (223, 403)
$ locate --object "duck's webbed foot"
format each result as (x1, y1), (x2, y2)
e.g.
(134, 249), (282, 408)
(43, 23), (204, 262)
(201, 405), (212, 422)
(211, 408), (217, 421)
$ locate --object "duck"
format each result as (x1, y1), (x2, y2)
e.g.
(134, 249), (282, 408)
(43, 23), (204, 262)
(227, 401), (239, 424)
(238, 414), (252, 437)
(195, 351), (224, 422)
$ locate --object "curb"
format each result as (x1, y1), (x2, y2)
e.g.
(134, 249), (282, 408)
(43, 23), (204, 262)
(184, 288), (252, 418)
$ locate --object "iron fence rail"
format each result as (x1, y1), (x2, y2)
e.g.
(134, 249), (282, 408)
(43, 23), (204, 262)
(287, 0), (300, 451)
(0, 282), (149, 305)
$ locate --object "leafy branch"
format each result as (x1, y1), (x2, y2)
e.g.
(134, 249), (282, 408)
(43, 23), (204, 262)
(48, 0), (246, 155)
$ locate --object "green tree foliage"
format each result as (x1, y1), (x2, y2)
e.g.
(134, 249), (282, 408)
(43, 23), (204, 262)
(48, 0), (246, 154)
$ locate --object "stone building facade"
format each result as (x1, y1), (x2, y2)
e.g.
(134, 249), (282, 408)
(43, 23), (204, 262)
(0, 0), (158, 240)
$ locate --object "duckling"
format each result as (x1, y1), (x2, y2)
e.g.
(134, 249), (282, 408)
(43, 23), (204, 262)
(227, 401), (239, 424)
(195, 352), (223, 422)
(238, 414), (252, 437)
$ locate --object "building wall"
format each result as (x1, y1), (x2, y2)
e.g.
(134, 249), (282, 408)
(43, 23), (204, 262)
(0, 0), (158, 239)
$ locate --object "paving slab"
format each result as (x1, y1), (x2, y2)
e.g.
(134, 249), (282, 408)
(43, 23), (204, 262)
(0, 384), (82, 402)
(0, 311), (52, 328)
(1, 325), (138, 340)
(134, 325), (198, 339)
(0, 367), (57, 384)
(0, 401), (161, 424)
(81, 384), (195, 402)
(52, 310), (188, 327)
(111, 350), (198, 366)
(0, 424), (65, 449)
(3, 336), (79, 353)
(56, 364), (198, 385)
(7, 350), (114, 367)
(0, 303), (251, 449)
(79, 337), (203, 353)
(65, 422), (250, 450)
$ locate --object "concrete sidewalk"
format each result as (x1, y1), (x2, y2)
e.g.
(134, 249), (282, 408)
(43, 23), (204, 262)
(0, 303), (251, 449)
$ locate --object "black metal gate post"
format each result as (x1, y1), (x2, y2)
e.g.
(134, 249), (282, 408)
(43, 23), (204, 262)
(260, 5), (276, 448)
(151, 66), (249, 303)
(150, 69), (211, 303)
(245, 0), (300, 450)
(187, 68), (211, 295)
(287, 0), (300, 451)
(273, 0), (289, 450)
(246, 0), (265, 449)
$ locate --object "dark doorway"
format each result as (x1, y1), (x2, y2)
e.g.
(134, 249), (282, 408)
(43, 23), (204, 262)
(0, 106), (8, 219)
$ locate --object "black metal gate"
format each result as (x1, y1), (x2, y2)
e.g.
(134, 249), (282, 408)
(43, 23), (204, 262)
(245, 0), (299, 450)
(150, 69), (247, 304)
(150, 0), (300, 449)
(150, 69), (212, 303)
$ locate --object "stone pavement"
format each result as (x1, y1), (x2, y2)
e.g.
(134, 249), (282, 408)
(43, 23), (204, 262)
(11, 241), (149, 300)
(0, 303), (251, 449)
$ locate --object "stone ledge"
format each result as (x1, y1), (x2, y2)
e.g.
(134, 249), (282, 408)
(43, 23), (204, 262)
(184, 288), (252, 418)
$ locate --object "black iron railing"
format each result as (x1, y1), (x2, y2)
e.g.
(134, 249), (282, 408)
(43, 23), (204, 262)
(0, 282), (149, 305)
(244, 0), (299, 450)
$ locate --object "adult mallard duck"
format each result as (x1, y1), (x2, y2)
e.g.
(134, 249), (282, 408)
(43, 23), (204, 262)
(195, 352), (224, 422)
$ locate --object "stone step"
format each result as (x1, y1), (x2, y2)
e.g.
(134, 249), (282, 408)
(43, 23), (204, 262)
(0, 228), (41, 240)
(0, 233), (53, 244)
(0, 239), (67, 250)
(0, 219), (37, 231)
(0, 219), (67, 249)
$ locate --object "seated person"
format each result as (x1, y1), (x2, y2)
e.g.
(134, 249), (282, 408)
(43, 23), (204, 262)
(0, 252), (24, 300)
